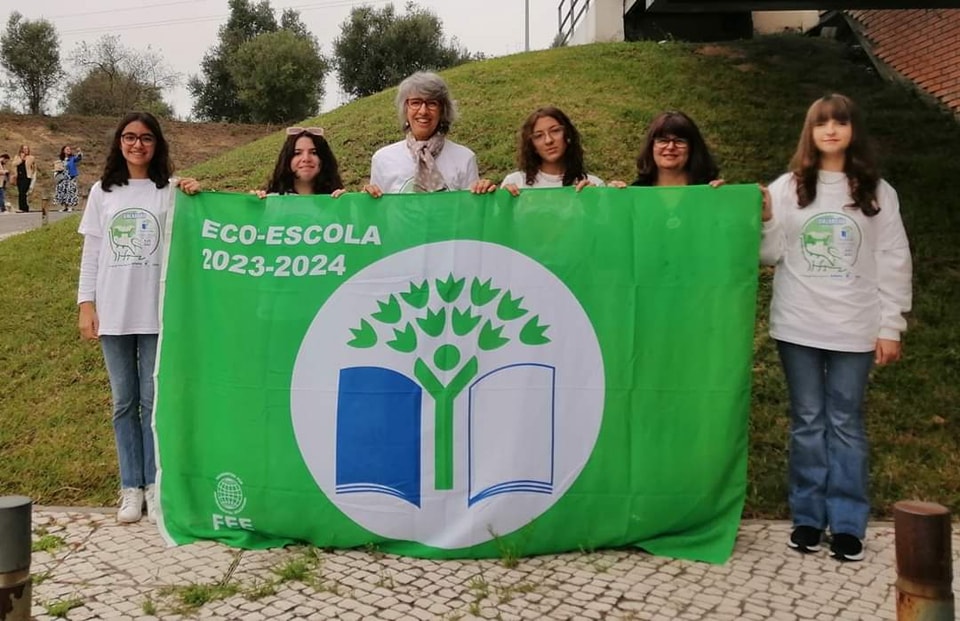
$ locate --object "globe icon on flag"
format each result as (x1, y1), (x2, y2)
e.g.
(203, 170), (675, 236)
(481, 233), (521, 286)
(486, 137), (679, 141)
(214, 473), (246, 515)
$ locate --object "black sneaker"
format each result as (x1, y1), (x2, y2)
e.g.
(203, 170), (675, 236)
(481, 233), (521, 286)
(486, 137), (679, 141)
(830, 533), (864, 562)
(788, 525), (823, 553)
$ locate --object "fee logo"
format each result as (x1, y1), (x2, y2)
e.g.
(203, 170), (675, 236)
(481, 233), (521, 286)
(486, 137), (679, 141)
(290, 241), (605, 548)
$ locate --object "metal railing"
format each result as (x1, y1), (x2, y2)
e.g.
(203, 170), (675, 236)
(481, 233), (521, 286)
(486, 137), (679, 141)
(557, 0), (591, 46)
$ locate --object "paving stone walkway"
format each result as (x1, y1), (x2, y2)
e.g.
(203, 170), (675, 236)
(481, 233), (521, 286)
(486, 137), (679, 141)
(25, 508), (960, 620)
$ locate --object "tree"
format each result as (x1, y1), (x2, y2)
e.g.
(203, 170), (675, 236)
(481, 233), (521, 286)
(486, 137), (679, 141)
(0, 12), (62, 114)
(333, 2), (478, 99)
(189, 0), (326, 123)
(229, 30), (327, 123)
(63, 35), (177, 117)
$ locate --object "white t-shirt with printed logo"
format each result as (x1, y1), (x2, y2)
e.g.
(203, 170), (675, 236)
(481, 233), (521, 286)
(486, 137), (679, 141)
(77, 179), (175, 335)
(500, 170), (604, 189)
(760, 170), (912, 352)
(370, 139), (479, 193)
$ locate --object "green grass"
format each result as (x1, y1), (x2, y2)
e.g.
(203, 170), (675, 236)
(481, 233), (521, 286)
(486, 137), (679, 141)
(32, 533), (66, 553)
(1, 35), (958, 517)
(43, 598), (83, 618)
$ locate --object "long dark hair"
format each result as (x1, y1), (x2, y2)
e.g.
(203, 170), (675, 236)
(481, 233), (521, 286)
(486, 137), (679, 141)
(518, 106), (588, 186)
(265, 132), (344, 195)
(59, 146), (68, 161)
(100, 112), (172, 192)
(632, 111), (719, 186)
(789, 94), (880, 216)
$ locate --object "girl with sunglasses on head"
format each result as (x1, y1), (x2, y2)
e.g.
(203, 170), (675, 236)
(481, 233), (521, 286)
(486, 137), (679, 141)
(77, 111), (201, 525)
(255, 126), (345, 198)
(500, 106), (603, 195)
(611, 110), (722, 188)
(760, 94), (912, 563)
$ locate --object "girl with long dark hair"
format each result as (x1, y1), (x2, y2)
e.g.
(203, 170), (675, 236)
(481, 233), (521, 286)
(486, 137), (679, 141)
(760, 94), (912, 562)
(500, 106), (602, 194)
(77, 111), (201, 524)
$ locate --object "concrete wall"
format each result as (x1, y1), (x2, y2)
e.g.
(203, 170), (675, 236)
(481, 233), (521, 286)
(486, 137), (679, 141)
(569, 0), (626, 45)
(753, 10), (821, 33)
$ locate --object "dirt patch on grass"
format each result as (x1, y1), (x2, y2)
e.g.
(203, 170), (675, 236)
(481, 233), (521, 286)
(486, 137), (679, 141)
(0, 114), (279, 201)
(695, 44), (747, 60)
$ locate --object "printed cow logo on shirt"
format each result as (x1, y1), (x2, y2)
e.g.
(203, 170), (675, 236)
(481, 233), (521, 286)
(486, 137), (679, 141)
(799, 212), (862, 278)
(108, 208), (161, 264)
(290, 241), (605, 549)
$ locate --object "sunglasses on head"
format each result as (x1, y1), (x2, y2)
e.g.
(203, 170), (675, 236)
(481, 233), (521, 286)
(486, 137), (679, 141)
(286, 127), (325, 137)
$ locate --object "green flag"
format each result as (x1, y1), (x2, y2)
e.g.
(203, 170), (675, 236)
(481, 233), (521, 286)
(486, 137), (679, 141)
(155, 186), (761, 563)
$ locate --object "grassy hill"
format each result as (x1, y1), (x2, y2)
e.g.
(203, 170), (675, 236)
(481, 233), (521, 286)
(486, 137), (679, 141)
(0, 114), (279, 207)
(1, 35), (958, 518)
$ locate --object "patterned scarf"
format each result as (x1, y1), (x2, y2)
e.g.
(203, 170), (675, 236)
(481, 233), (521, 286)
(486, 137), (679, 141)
(405, 132), (448, 192)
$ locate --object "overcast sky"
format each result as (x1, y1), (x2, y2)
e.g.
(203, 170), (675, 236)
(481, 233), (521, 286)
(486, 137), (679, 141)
(13, 0), (560, 119)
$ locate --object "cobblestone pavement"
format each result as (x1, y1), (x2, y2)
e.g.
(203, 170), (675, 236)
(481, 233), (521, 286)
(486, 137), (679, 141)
(25, 508), (960, 621)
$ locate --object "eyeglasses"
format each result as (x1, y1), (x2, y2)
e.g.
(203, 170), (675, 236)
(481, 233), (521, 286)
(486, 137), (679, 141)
(531, 126), (565, 143)
(653, 136), (689, 149)
(120, 133), (156, 146)
(406, 98), (441, 112)
(286, 126), (325, 137)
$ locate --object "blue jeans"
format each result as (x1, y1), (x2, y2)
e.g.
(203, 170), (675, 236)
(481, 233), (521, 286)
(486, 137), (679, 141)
(101, 334), (158, 489)
(777, 340), (874, 538)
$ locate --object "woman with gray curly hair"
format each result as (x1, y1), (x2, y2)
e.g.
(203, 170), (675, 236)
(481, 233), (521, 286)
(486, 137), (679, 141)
(364, 71), (493, 196)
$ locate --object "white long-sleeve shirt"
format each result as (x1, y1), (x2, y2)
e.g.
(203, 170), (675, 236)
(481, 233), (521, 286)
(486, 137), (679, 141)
(370, 139), (479, 193)
(77, 179), (175, 335)
(500, 170), (604, 189)
(760, 170), (912, 352)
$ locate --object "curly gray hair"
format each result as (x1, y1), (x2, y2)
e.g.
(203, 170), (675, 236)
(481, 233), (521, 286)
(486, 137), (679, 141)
(395, 71), (458, 134)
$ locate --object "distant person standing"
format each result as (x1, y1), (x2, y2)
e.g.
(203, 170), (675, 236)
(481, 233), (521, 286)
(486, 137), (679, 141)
(55, 145), (83, 212)
(0, 153), (10, 213)
(10, 144), (37, 212)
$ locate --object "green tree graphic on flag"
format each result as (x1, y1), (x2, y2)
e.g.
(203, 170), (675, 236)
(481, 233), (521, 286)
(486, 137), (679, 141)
(347, 274), (552, 490)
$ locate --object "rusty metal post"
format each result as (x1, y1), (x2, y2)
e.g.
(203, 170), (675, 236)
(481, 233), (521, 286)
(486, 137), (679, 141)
(0, 496), (32, 621)
(894, 500), (954, 620)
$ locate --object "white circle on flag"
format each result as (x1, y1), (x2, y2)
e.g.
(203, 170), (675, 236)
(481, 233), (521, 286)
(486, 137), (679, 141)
(290, 241), (604, 549)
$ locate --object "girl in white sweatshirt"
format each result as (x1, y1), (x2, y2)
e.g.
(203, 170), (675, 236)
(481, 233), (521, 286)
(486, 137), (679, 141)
(760, 94), (912, 562)
(500, 106), (603, 194)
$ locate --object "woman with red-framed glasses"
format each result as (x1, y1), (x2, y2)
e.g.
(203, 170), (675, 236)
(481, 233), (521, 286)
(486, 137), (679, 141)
(363, 71), (494, 197)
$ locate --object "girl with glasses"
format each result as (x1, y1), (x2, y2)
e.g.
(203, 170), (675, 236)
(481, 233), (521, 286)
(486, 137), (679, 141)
(760, 94), (912, 562)
(256, 127), (345, 198)
(363, 71), (493, 197)
(500, 106), (603, 195)
(77, 111), (201, 525)
(612, 111), (721, 188)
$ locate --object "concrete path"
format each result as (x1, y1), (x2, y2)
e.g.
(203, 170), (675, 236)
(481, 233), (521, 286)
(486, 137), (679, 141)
(0, 209), (76, 241)
(26, 508), (960, 620)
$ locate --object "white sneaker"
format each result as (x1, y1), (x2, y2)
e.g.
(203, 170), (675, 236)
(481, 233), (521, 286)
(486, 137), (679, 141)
(117, 487), (144, 523)
(144, 484), (159, 523)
